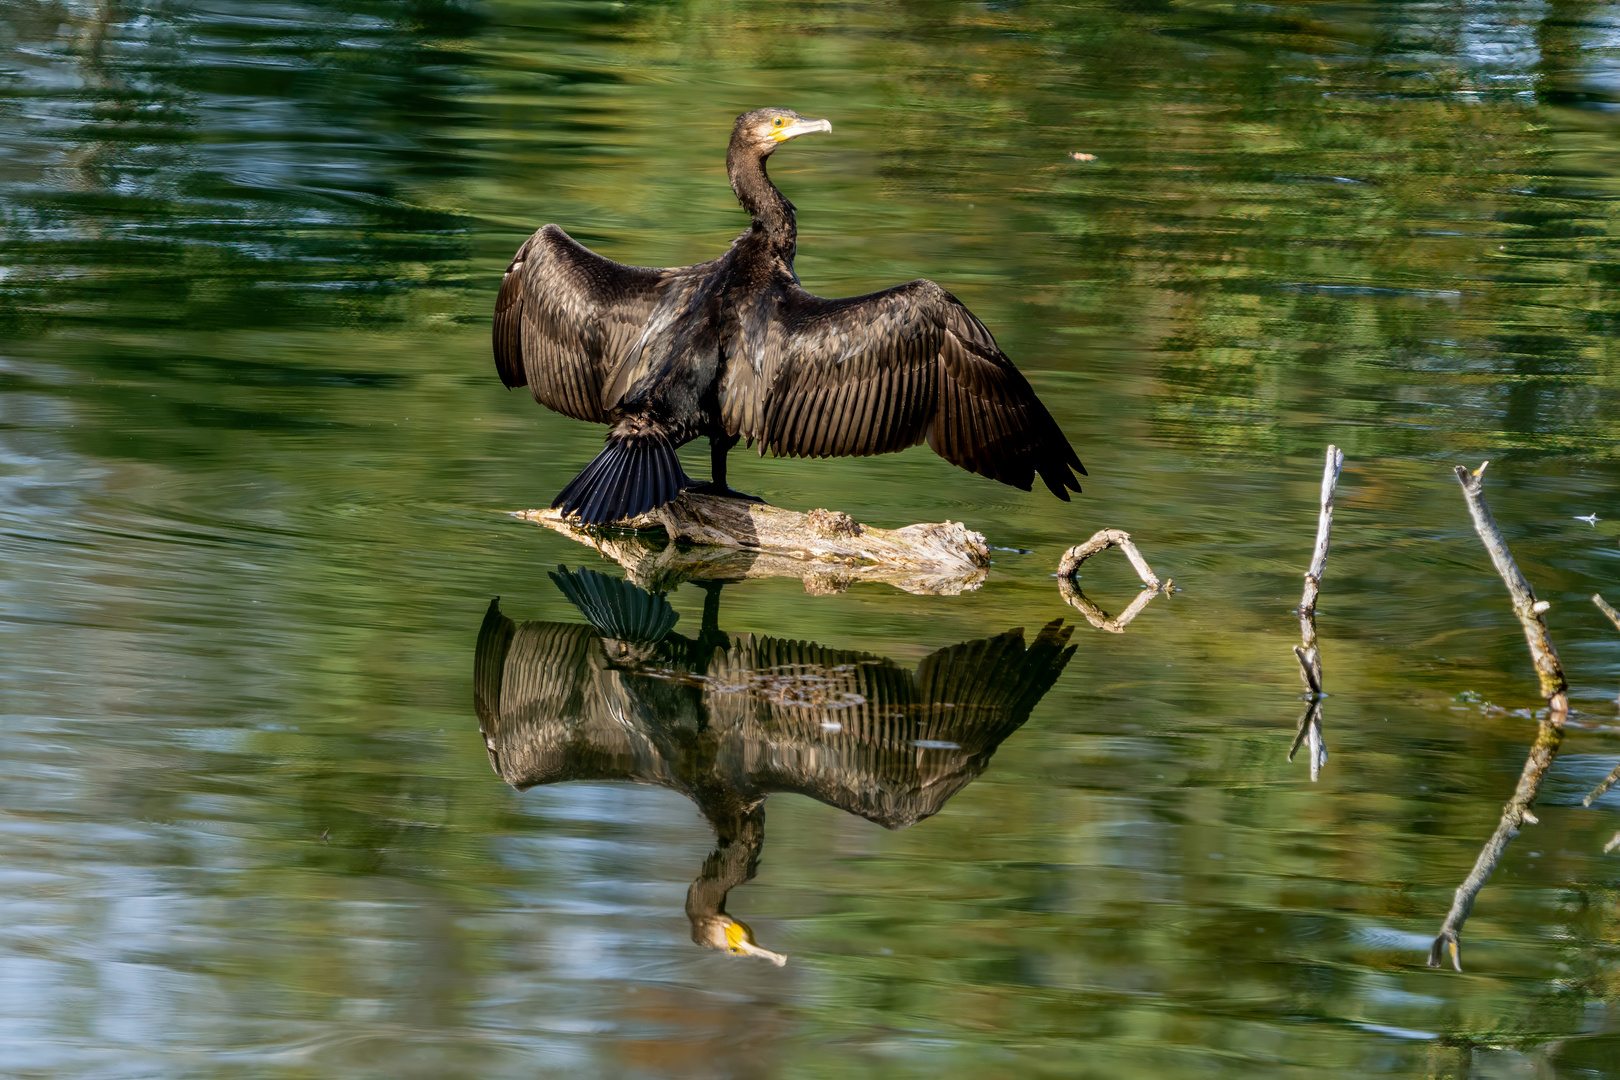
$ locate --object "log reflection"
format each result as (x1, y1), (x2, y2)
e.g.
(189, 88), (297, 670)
(473, 567), (1076, 964)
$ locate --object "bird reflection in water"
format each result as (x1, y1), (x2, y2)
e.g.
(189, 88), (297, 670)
(473, 567), (1076, 964)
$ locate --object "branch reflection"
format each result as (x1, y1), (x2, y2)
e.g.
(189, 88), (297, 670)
(473, 567), (1076, 965)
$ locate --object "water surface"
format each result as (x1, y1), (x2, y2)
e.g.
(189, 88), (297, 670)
(6, 1), (1620, 1076)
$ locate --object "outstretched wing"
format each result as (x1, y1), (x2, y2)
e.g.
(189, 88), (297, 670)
(720, 279), (1085, 498)
(493, 224), (677, 423)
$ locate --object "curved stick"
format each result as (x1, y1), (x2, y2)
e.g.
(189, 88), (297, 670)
(1452, 463), (1568, 709)
(1428, 720), (1563, 970)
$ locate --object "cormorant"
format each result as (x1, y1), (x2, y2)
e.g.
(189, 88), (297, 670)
(472, 568), (1077, 962)
(493, 108), (1086, 525)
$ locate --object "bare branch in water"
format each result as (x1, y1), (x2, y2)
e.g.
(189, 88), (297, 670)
(1451, 463), (1568, 710)
(1057, 578), (1162, 632)
(1299, 445), (1345, 621)
(1595, 594), (1620, 709)
(1292, 645), (1323, 697)
(1429, 720), (1564, 971)
(1056, 529), (1168, 590)
(1289, 447), (1341, 780)
(1288, 698), (1326, 781)
(1431, 462), (1572, 970)
(1582, 760), (1620, 809)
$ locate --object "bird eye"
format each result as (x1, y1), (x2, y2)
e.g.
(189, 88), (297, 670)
(773, 117), (785, 127)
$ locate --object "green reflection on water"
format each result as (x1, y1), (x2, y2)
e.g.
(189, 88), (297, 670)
(5, 0), (1620, 1076)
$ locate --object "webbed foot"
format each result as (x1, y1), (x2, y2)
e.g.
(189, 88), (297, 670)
(683, 480), (768, 504)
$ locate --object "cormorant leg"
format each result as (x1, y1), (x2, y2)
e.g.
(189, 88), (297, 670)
(698, 580), (724, 640)
(683, 434), (766, 503)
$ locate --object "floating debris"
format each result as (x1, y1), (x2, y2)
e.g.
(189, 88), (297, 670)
(1069, 152), (1096, 161)
(1575, 513), (1599, 526)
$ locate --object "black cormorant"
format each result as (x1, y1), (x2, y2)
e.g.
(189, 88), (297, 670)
(472, 568), (1077, 961)
(493, 108), (1086, 525)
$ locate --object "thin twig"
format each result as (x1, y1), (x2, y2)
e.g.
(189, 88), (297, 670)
(1452, 463), (1568, 710)
(1294, 447), (1343, 699)
(1287, 699), (1326, 781)
(1429, 720), (1563, 970)
(1056, 529), (1168, 590)
(1299, 445), (1345, 619)
(1595, 593), (1620, 634)
(1292, 645), (1323, 696)
(1582, 760), (1620, 808)
(1595, 594), (1620, 709)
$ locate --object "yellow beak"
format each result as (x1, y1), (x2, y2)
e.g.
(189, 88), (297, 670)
(773, 117), (832, 143)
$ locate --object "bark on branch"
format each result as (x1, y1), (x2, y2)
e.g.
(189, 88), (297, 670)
(1452, 463), (1568, 709)
(1430, 462), (1571, 970)
(1595, 593), (1620, 710)
(1299, 445), (1345, 621)
(1057, 580), (1162, 633)
(1056, 529), (1168, 589)
(1295, 446), (1343, 698)
(1289, 447), (1341, 780)
(1054, 529), (1170, 632)
(517, 493), (990, 595)
(1428, 720), (1563, 971)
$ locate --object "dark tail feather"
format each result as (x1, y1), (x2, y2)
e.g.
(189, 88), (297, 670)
(549, 565), (680, 644)
(551, 433), (690, 525)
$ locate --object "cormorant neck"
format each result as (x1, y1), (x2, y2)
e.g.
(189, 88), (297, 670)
(727, 144), (796, 256)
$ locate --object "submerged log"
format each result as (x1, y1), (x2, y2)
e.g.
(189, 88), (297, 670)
(516, 493), (990, 596)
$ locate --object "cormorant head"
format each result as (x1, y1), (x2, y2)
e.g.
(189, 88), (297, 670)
(732, 108), (832, 156)
(692, 912), (788, 966)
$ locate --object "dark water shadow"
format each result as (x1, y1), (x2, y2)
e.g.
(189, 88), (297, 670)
(473, 566), (1075, 964)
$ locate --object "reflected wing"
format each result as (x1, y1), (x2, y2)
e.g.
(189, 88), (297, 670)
(493, 224), (674, 423)
(704, 622), (1075, 827)
(474, 597), (683, 789)
(911, 620), (1076, 737)
(721, 280), (1085, 497)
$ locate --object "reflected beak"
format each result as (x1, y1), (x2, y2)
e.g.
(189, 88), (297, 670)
(774, 117), (832, 143)
(723, 918), (788, 966)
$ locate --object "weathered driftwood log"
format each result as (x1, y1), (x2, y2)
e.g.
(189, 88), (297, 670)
(1054, 528), (1170, 632)
(1452, 462), (1569, 711)
(516, 493), (990, 596)
(1428, 719), (1563, 971)
(1430, 462), (1571, 970)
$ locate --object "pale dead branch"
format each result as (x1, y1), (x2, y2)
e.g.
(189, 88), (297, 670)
(517, 493), (990, 596)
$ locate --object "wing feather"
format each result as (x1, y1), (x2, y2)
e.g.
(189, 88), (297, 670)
(492, 225), (685, 424)
(738, 278), (1088, 498)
